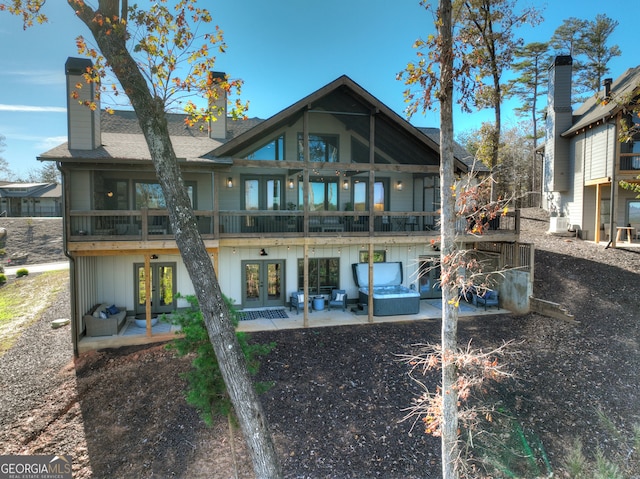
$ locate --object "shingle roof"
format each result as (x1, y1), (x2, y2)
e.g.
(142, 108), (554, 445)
(562, 65), (640, 136)
(0, 182), (59, 198)
(417, 127), (484, 171)
(101, 109), (263, 139)
(40, 81), (472, 171)
(40, 132), (224, 164)
(40, 110), (264, 163)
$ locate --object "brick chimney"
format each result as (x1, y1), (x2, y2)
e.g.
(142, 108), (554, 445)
(208, 72), (227, 140)
(65, 57), (101, 150)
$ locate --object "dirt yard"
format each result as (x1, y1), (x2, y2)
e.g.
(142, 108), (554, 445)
(0, 211), (638, 478)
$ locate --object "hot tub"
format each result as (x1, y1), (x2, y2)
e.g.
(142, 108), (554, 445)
(352, 262), (420, 316)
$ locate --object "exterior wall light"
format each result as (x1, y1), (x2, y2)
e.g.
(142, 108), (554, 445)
(227, 177), (233, 188)
(288, 178), (295, 189)
(396, 180), (403, 191)
(342, 179), (349, 190)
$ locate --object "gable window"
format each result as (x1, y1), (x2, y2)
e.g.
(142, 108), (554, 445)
(298, 257), (339, 295)
(244, 134), (285, 161)
(297, 133), (339, 162)
(301, 179), (338, 211)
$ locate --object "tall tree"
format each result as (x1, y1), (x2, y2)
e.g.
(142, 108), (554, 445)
(1, 2), (282, 477)
(400, 3), (514, 476)
(455, 0), (541, 180)
(26, 162), (60, 183)
(549, 17), (586, 56)
(507, 41), (549, 200)
(0, 134), (13, 180)
(574, 14), (621, 96)
(551, 15), (621, 98)
(508, 42), (549, 145)
(399, 0), (464, 475)
(436, 1), (459, 476)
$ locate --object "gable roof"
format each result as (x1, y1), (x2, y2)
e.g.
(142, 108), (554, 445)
(0, 182), (60, 198)
(212, 75), (471, 171)
(562, 65), (640, 137)
(40, 75), (472, 171)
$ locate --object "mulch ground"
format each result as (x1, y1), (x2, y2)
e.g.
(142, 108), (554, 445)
(0, 211), (638, 478)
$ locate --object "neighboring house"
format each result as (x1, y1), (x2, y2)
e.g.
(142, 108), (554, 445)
(544, 55), (640, 244)
(41, 57), (526, 355)
(0, 182), (62, 217)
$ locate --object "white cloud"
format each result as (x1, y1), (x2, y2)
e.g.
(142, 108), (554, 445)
(1, 69), (65, 86)
(38, 136), (67, 149)
(1, 132), (65, 144)
(0, 104), (66, 113)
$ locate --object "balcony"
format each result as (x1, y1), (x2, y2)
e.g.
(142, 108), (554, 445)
(68, 209), (520, 242)
(620, 154), (640, 171)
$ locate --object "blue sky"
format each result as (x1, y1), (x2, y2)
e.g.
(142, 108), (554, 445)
(0, 0), (635, 179)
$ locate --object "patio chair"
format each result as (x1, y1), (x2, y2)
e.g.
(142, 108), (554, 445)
(328, 289), (347, 312)
(472, 288), (499, 310)
(290, 291), (312, 315)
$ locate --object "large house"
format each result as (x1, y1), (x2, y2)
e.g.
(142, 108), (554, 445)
(0, 182), (62, 217)
(41, 57), (527, 355)
(544, 55), (640, 245)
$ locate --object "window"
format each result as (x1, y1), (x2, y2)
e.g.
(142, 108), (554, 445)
(243, 176), (283, 210)
(628, 200), (640, 224)
(352, 179), (388, 211)
(359, 250), (386, 263)
(300, 179), (338, 211)
(104, 180), (128, 210)
(298, 258), (339, 295)
(135, 181), (195, 209)
(297, 134), (339, 162)
(244, 134), (285, 161)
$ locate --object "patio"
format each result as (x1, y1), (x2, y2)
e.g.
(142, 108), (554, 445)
(236, 298), (508, 333)
(77, 299), (508, 353)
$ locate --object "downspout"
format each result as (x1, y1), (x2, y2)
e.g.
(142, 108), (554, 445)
(57, 161), (79, 356)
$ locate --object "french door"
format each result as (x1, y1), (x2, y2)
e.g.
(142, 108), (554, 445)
(418, 257), (442, 299)
(241, 260), (285, 308)
(135, 262), (176, 315)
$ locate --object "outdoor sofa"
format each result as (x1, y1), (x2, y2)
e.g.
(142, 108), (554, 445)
(83, 303), (127, 336)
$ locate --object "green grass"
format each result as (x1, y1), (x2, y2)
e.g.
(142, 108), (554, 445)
(0, 270), (68, 354)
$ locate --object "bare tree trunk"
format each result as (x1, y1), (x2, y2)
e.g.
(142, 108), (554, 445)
(490, 70), (501, 202)
(437, 1), (459, 478)
(70, 2), (283, 477)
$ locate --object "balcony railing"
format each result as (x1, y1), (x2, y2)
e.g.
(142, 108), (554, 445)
(68, 209), (519, 241)
(620, 154), (640, 171)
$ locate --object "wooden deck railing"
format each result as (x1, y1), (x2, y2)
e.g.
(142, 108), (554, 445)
(67, 209), (520, 241)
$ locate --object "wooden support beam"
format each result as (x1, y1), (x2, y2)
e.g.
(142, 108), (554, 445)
(303, 243), (309, 328)
(144, 254), (152, 337)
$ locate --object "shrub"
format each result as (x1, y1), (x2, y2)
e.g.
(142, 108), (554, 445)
(0, 274), (6, 285)
(0, 248), (6, 257)
(167, 293), (275, 426)
(563, 410), (640, 479)
(16, 268), (29, 278)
